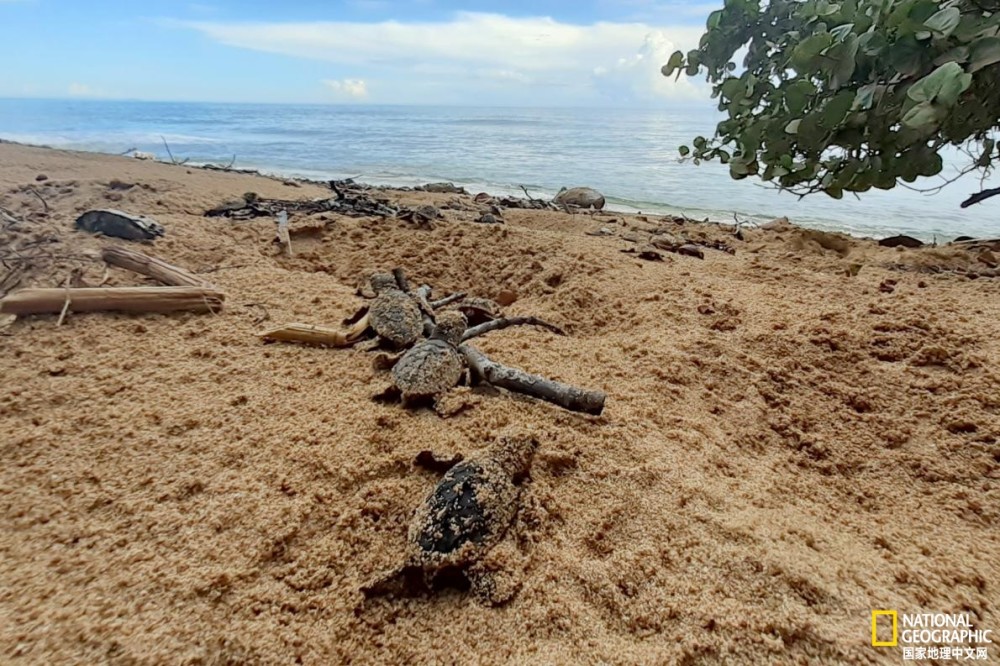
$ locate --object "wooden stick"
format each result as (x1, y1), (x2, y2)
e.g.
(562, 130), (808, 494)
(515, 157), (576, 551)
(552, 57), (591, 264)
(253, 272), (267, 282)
(461, 316), (566, 341)
(459, 344), (606, 415)
(0, 287), (224, 315)
(429, 292), (467, 309)
(276, 211), (292, 257)
(101, 246), (207, 287)
(261, 315), (370, 347)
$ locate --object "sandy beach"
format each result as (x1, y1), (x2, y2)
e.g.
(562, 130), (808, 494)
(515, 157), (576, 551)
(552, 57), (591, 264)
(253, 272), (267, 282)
(1, 141), (998, 664)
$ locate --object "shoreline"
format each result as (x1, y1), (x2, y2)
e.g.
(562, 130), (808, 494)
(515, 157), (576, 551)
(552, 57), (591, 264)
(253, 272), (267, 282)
(0, 136), (965, 242)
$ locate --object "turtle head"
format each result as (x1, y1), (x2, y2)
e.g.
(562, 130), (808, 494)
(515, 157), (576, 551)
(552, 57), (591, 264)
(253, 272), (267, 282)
(490, 433), (539, 478)
(369, 272), (399, 294)
(431, 310), (467, 346)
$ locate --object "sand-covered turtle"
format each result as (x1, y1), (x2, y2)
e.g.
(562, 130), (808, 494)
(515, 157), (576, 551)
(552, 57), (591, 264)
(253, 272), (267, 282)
(367, 272), (425, 348)
(446, 296), (502, 326)
(389, 310), (467, 406)
(361, 433), (538, 605)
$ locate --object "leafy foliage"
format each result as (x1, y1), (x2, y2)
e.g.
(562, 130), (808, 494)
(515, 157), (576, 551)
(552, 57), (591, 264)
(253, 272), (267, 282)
(662, 0), (1000, 203)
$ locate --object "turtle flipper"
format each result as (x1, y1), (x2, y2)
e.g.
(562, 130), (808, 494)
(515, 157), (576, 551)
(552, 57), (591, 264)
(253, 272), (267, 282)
(360, 565), (424, 601)
(466, 538), (524, 606)
(467, 562), (520, 606)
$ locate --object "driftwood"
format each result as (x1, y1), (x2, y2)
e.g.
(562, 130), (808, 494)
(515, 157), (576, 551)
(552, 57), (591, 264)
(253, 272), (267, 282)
(0, 286), (224, 316)
(459, 344), (605, 415)
(462, 316), (565, 341)
(261, 318), (371, 347)
(429, 292), (467, 309)
(206, 191), (397, 220)
(100, 246), (206, 287)
(275, 211), (293, 256)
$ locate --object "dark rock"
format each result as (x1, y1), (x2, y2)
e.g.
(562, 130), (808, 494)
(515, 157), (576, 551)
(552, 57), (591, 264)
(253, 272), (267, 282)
(475, 213), (502, 224)
(878, 235), (924, 248)
(422, 182), (467, 194)
(553, 187), (605, 210)
(677, 244), (705, 259)
(35, 174), (48, 182)
(75, 209), (164, 241)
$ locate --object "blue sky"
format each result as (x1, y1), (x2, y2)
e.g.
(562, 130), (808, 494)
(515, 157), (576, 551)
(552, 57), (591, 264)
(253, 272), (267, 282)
(0, 0), (716, 105)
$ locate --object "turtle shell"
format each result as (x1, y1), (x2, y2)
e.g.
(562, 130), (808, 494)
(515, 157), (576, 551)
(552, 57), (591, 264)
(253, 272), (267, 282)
(449, 297), (502, 326)
(369, 290), (424, 348)
(391, 339), (464, 400)
(408, 457), (518, 566)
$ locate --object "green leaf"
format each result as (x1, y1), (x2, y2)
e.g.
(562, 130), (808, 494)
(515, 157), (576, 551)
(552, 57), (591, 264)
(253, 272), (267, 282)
(969, 37), (1000, 73)
(679, 145), (691, 157)
(661, 51), (685, 77)
(785, 119), (802, 134)
(924, 7), (960, 38)
(907, 62), (969, 106)
(901, 101), (942, 129)
(853, 83), (877, 110)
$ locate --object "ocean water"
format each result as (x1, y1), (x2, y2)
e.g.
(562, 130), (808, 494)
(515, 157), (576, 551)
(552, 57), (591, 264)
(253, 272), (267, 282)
(0, 98), (995, 240)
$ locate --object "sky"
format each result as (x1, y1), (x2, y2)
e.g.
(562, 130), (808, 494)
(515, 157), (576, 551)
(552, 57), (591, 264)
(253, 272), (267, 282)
(0, 0), (718, 106)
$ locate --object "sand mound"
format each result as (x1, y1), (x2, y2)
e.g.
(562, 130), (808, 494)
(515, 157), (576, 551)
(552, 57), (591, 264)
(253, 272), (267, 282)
(1, 143), (998, 664)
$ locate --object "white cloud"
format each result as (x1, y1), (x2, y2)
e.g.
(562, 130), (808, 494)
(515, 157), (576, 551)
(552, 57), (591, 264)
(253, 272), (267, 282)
(323, 78), (369, 99)
(179, 12), (708, 104)
(67, 83), (96, 97)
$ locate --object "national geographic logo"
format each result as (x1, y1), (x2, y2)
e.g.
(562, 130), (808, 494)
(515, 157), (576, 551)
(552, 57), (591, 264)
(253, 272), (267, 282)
(872, 610), (993, 661)
(872, 610), (898, 647)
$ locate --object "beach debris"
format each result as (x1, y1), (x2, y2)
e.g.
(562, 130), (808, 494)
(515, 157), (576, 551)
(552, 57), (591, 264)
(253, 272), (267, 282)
(878, 235), (924, 248)
(879, 279), (897, 294)
(977, 250), (997, 267)
(461, 316), (566, 341)
(361, 433), (538, 605)
(474, 192), (493, 204)
(75, 209), (164, 241)
(761, 216), (791, 230)
(100, 246), (208, 288)
(205, 187), (398, 220)
(553, 187), (606, 210)
(274, 210), (293, 257)
(261, 321), (370, 347)
(419, 182), (467, 194)
(460, 345), (606, 415)
(621, 245), (665, 261)
(475, 212), (503, 224)
(35, 174), (48, 182)
(131, 151), (156, 161)
(651, 237), (705, 259)
(398, 205), (441, 227)
(585, 227), (615, 237)
(0, 286), (224, 316)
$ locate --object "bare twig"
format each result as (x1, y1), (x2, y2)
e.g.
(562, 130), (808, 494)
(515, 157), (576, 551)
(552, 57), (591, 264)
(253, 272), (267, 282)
(244, 302), (271, 325)
(56, 275), (72, 326)
(27, 187), (49, 213)
(101, 246), (207, 287)
(161, 136), (177, 164)
(159, 136), (189, 166)
(461, 316), (566, 341)
(119, 147), (137, 156)
(459, 344), (606, 415)
(429, 292), (467, 309)
(260, 318), (370, 347)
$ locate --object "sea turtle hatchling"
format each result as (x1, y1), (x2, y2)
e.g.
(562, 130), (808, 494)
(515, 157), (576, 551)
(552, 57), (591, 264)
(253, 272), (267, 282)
(361, 433), (538, 605)
(445, 296), (502, 326)
(387, 310), (467, 407)
(367, 272), (425, 348)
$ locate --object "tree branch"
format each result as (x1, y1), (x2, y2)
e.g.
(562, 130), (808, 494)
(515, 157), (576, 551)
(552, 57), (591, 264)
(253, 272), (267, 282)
(961, 187), (1000, 208)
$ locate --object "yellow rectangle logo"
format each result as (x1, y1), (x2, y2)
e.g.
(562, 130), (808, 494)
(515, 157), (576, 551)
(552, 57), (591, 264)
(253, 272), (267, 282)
(871, 610), (898, 647)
